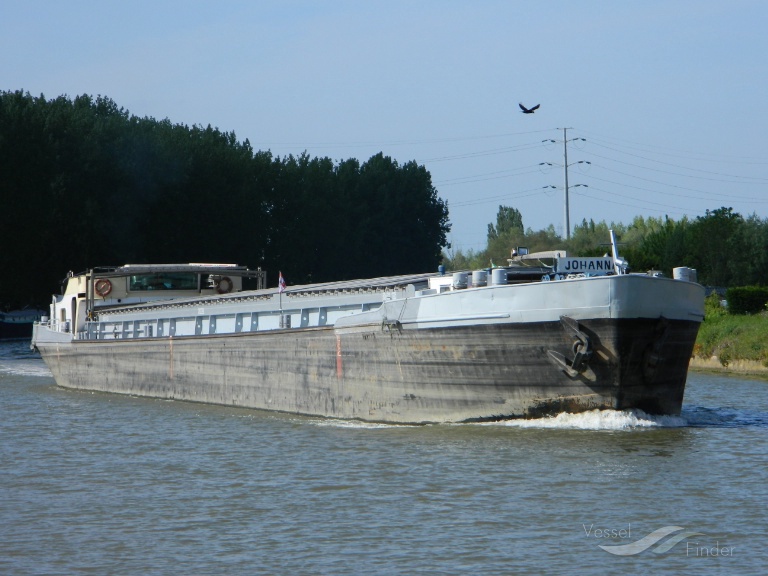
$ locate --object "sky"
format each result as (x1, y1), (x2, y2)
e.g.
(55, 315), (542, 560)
(3, 0), (767, 253)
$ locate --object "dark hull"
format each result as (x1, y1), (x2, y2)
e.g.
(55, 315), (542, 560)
(37, 316), (700, 423)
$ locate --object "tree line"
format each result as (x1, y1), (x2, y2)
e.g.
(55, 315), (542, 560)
(0, 91), (450, 307)
(448, 205), (768, 288)
(3, 90), (764, 308)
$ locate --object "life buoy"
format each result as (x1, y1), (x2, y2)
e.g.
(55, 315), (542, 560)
(95, 278), (112, 297)
(216, 276), (233, 294)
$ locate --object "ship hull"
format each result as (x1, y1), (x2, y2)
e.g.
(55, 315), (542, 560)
(35, 315), (700, 423)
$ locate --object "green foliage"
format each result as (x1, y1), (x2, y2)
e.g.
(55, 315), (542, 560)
(445, 205), (768, 292)
(695, 304), (768, 367)
(522, 224), (561, 253)
(689, 207), (744, 286)
(445, 248), (481, 271)
(703, 292), (728, 320)
(483, 206), (525, 267)
(569, 218), (624, 256)
(725, 286), (768, 315)
(0, 91), (450, 307)
(730, 214), (768, 285)
(631, 216), (691, 274)
(487, 205), (524, 241)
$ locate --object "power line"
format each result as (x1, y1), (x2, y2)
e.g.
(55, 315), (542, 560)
(423, 141), (545, 163)
(571, 187), (698, 217)
(586, 165), (768, 203)
(434, 167), (542, 186)
(450, 187), (549, 208)
(577, 129), (768, 164)
(585, 141), (768, 182)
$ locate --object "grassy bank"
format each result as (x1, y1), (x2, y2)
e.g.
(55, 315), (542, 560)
(691, 294), (768, 378)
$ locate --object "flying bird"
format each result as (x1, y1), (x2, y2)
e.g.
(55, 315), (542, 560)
(519, 103), (540, 114)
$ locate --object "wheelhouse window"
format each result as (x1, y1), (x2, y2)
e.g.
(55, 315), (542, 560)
(129, 273), (199, 291)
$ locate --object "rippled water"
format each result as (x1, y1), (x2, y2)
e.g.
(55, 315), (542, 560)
(1, 340), (766, 575)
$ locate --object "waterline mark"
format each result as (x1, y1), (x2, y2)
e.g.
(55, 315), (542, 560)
(583, 523), (734, 557)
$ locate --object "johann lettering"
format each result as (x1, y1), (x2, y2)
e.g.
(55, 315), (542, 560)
(556, 257), (614, 275)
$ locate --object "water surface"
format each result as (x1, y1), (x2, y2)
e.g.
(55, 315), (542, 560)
(1, 341), (765, 575)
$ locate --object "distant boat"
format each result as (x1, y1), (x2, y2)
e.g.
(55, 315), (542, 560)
(1, 307), (45, 340)
(32, 232), (705, 423)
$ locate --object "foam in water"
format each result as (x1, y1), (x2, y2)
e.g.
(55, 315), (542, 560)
(308, 418), (412, 429)
(0, 362), (53, 378)
(484, 409), (688, 430)
(303, 409), (689, 430)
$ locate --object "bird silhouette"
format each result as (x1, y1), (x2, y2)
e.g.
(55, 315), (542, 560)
(519, 103), (540, 114)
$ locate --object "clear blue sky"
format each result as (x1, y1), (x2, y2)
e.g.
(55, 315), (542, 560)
(3, 1), (767, 253)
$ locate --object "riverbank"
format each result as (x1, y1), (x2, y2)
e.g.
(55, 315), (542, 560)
(690, 356), (768, 380)
(690, 294), (767, 380)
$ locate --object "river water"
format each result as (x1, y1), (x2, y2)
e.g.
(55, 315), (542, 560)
(1, 340), (766, 575)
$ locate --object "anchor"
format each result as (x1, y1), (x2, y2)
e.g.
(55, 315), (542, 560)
(381, 319), (403, 334)
(547, 315), (593, 377)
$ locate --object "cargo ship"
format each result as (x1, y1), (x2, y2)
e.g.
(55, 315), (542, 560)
(31, 232), (705, 423)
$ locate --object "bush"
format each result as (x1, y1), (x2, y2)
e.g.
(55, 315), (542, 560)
(695, 311), (768, 365)
(725, 286), (768, 315)
(704, 293), (728, 319)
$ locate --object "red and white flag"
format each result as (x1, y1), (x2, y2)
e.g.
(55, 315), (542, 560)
(278, 271), (286, 293)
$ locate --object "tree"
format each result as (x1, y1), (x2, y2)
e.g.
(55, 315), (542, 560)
(487, 205), (524, 242)
(354, 153), (450, 277)
(0, 91), (451, 305)
(688, 207), (744, 286)
(482, 206), (525, 266)
(732, 214), (768, 286)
